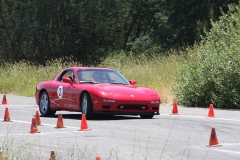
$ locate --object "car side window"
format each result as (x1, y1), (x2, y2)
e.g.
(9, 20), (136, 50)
(58, 70), (76, 83)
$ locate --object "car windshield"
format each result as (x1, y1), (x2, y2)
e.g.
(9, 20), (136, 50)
(77, 69), (130, 84)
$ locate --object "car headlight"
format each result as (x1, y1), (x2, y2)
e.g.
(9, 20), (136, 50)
(103, 99), (116, 103)
(151, 100), (160, 104)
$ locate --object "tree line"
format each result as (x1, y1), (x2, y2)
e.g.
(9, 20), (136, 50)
(0, 0), (238, 65)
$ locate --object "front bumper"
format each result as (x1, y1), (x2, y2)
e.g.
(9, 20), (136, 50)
(93, 111), (160, 115)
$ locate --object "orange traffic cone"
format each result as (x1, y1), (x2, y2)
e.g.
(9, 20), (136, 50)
(78, 114), (91, 131)
(50, 150), (56, 160)
(30, 117), (40, 133)
(2, 107), (12, 122)
(1, 95), (7, 105)
(96, 156), (101, 160)
(55, 114), (65, 128)
(171, 101), (179, 115)
(35, 110), (42, 125)
(207, 127), (222, 147)
(206, 104), (217, 118)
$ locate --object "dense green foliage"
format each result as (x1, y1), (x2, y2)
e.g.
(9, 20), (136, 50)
(157, 0), (238, 48)
(173, 3), (240, 108)
(1, 0), (240, 108)
(0, 0), (237, 65)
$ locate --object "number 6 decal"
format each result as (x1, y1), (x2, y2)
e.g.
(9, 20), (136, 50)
(57, 86), (63, 98)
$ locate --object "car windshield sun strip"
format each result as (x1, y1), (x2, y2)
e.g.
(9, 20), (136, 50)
(109, 82), (127, 84)
(79, 81), (99, 84)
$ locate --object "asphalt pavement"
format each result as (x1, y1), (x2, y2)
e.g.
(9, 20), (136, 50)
(0, 94), (240, 160)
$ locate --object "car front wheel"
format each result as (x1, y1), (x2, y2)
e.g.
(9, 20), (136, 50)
(39, 91), (56, 117)
(81, 92), (94, 119)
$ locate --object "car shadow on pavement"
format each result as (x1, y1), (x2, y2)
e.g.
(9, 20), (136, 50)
(50, 113), (141, 121)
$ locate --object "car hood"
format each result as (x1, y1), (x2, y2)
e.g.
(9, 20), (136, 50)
(96, 84), (157, 96)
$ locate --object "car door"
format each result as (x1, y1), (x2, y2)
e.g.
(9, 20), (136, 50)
(50, 70), (75, 109)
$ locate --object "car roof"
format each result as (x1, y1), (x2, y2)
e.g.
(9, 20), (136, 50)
(66, 66), (114, 71)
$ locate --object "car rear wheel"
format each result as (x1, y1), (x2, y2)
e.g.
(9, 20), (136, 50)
(39, 91), (56, 117)
(140, 114), (154, 119)
(81, 92), (93, 119)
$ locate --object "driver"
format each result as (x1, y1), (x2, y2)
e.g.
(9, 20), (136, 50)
(92, 72), (108, 83)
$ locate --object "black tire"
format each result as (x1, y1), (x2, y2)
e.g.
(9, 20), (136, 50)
(81, 92), (94, 119)
(39, 91), (56, 117)
(140, 114), (154, 119)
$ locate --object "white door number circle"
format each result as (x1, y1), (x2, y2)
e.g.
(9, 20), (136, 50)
(57, 86), (63, 98)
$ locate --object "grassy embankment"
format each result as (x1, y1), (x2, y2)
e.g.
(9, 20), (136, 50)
(0, 51), (188, 104)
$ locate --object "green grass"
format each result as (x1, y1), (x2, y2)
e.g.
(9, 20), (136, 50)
(0, 52), (188, 104)
(0, 57), (82, 97)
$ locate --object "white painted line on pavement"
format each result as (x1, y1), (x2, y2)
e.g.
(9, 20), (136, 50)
(0, 105), (38, 106)
(161, 114), (240, 122)
(217, 143), (240, 145)
(194, 144), (240, 155)
(0, 119), (80, 129)
(0, 131), (85, 137)
(212, 148), (240, 154)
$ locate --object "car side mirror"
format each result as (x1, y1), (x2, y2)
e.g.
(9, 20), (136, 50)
(62, 77), (73, 85)
(129, 79), (136, 85)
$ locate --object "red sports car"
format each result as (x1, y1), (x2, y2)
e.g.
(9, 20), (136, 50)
(35, 67), (160, 119)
